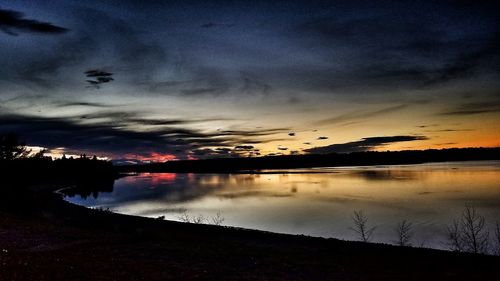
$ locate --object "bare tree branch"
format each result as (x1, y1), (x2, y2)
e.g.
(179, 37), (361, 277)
(445, 206), (489, 254)
(211, 210), (225, 226)
(0, 133), (31, 160)
(494, 222), (500, 256)
(446, 219), (463, 252)
(394, 220), (413, 246)
(349, 210), (376, 242)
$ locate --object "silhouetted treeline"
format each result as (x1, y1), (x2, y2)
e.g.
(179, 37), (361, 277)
(1, 156), (117, 185)
(118, 147), (500, 173)
(0, 133), (117, 185)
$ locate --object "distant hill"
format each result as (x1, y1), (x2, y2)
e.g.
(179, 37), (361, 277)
(117, 147), (500, 173)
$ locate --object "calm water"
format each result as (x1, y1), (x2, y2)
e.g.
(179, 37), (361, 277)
(65, 161), (500, 250)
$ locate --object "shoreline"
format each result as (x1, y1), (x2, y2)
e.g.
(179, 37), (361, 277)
(1, 182), (499, 280)
(118, 159), (500, 175)
(116, 148), (500, 173)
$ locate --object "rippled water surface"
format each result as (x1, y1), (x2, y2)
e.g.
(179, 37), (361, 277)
(65, 161), (500, 250)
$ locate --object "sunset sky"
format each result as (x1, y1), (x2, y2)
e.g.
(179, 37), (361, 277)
(1, 0), (499, 162)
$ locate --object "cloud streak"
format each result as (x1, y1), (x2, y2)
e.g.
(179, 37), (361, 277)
(304, 135), (429, 154)
(314, 105), (407, 126)
(85, 69), (114, 88)
(0, 8), (68, 36)
(440, 101), (500, 116)
(0, 111), (288, 159)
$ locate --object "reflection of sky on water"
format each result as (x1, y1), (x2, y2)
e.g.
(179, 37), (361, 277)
(65, 161), (500, 250)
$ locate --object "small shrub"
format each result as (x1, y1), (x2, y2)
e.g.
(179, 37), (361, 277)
(394, 220), (413, 246)
(349, 210), (376, 242)
(446, 206), (489, 254)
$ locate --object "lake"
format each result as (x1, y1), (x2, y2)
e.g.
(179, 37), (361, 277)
(64, 161), (500, 250)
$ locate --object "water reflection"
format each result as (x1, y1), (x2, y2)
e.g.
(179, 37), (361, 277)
(64, 161), (500, 250)
(63, 178), (115, 199)
(350, 170), (421, 181)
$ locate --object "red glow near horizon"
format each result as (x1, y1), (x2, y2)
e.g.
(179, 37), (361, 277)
(125, 152), (178, 162)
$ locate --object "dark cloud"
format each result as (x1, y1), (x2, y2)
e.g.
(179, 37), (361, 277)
(190, 146), (259, 158)
(0, 112), (285, 159)
(317, 136), (328, 140)
(127, 117), (234, 126)
(440, 101), (500, 116)
(0, 113), (190, 157)
(416, 124), (438, 128)
(234, 145), (254, 150)
(314, 105), (407, 126)
(3, 34), (95, 89)
(147, 66), (232, 97)
(100, 14), (167, 76)
(58, 101), (114, 108)
(289, 6), (500, 92)
(288, 132), (295, 136)
(181, 87), (222, 96)
(304, 135), (429, 154)
(85, 69), (114, 88)
(0, 8), (68, 36)
(435, 142), (458, 146)
(2, 7), (167, 91)
(85, 70), (113, 78)
(217, 128), (289, 137)
(0, 1), (498, 160)
(423, 129), (475, 133)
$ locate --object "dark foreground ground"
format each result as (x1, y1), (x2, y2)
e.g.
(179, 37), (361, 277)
(0, 184), (499, 281)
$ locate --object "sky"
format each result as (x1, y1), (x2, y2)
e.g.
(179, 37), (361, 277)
(0, 0), (499, 163)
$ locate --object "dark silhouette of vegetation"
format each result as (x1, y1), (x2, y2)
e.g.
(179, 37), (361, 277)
(177, 211), (207, 224)
(494, 222), (500, 256)
(394, 220), (413, 247)
(0, 133), (117, 187)
(349, 210), (376, 242)
(176, 210), (225, 226)
(0, 132), (30, 160)
(62, 179), (115, 199)
(118, 147), (500, 173)
(446, 206), (489, 254)
(211, 210), (225, 226)
(1, 154), (116, 185)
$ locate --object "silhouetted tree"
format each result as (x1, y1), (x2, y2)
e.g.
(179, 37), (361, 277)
(211, 210), (225, 226)
(446, 219), (463, 252)
(177, 211), (210, 224)
(394, 220), (413, 246)
(31, 149), (49, 159)
(0, 133), (30, 160)
(349, 210), (376, 242)
(446, 206), (489, 254)
(494, 222), (500, 256)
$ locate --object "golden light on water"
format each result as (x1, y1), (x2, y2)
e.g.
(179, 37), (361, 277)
(66, 161), (500, 250)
